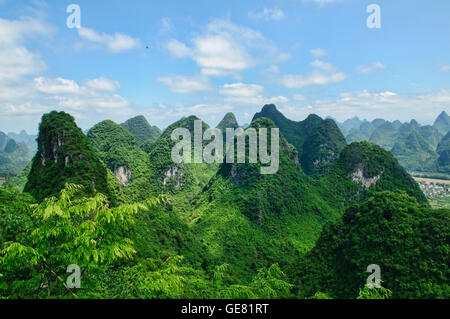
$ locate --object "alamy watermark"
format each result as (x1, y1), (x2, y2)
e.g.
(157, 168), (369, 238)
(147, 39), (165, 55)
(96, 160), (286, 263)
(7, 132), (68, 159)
(170, 120), (280, 175)
(66, 264), (81, 289)
(366, 264), (381, 289)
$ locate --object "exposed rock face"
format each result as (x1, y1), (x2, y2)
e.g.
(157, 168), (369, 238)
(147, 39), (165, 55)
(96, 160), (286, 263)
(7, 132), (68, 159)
(114, 166), (131, 187)
(163, 166), (184, 188)
(349, 165), (381, 188)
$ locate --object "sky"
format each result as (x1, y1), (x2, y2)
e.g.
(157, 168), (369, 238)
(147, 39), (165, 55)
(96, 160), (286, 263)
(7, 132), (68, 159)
(0, 0), (449, 134)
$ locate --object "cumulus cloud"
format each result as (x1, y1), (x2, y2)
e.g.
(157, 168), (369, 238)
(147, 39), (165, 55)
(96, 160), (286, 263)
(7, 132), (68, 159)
(157, 75), (212, 93)
(248, 8), (286, 21)
(280, 59), (347, 88)
(358, 61), (386, 74)
(78, 27), (141, 53)
(302, 0), (343, 7)
(310, 48), (326, 58)
(219, 82), (289, 105)
(164, 19), (289, 77)
(0, 17), (51, 83)
(83, 77), (120, 91)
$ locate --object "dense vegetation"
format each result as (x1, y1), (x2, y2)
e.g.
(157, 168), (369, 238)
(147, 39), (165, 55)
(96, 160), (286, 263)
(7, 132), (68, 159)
(121, 115), (161, 151)
(253, 104), (347, 176)
(87, 120), (151, 187)
(0, 107), (448, 299)
(24, 111), (122, 205)
(294, 191), (449, 299)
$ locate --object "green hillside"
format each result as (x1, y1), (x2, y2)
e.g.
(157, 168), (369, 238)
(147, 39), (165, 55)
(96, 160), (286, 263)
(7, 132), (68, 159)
(437, 132), (450, 173)
(121, 115), (161, 149)
(294, 191), (449, 299)
(24, 111), (122, 204)
(253, 104), (347, 176)
(216, 112), (239, 131)
(87, 120), (151, 187)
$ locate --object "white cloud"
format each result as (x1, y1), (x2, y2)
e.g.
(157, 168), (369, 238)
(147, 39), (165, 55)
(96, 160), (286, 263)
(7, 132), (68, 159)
(78, 27), (141, 53)
(84, 77), (120, 91)
(159, 17), (174, 34)
(439, 65), (450, 72)
(163, 19), (288, 77)
(0, 17), (51, 83)
(302, 0), (343, 7)
(310, 48), (326, 58)
(248, 8), (286, 21)
(157, 75), (211, 93)
(35, 77), (81, 94)
(165, 39), (191, 58)
(0, 15), (133, 133)
(280, 59), (346, 88)
(358, 61), (386, 74)
(219, 82), (289, 105)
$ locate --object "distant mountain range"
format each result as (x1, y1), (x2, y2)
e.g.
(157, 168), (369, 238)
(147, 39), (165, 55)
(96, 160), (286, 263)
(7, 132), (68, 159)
(0, 130), (36, 175)
(336, 111), (450, 175)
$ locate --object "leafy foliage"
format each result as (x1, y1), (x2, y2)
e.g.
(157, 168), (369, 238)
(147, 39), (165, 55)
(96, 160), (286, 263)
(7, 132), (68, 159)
(0, 184), (164, 298)
(294, 191), (449, 299)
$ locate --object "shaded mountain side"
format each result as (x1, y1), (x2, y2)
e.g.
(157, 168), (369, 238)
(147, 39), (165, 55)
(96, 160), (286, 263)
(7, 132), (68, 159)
(87, 120), (151, 187)
(24, 111), (123, 204)
(293, 191), (449, 299)
(0, 131), (8, 151)
(391, 130), (438, 172)
(121, 115), (161, 149)
(369, 122), (398, 150)
(123, 115), (219, 203)
(437, 132), (450, 173)
(433, 111), (450, 135)
(216, 112), (239, 132)
(321, 141), (427, 205)
(7, 130), (37, 154)
(253, 104), (347, 176)
(190, 118), (344, 280)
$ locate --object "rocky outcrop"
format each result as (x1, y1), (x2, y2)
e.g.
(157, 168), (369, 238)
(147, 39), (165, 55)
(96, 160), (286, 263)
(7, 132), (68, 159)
(349, 165), (381, 188)
(114, 166), (132, 187)
(163, 166), (184, 188)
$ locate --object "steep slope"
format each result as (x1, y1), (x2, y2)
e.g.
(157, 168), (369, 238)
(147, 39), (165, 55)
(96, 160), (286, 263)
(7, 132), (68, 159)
(369, 122), (398, 149)
(294, 192), (449, 299)
(0, 131), (8, 151)
(24, 111), (122, 204)
(190, 118), (343, 280)
(345, 129), (367, 143)
(437, 132), (450, 173)
(391, 130), (438, 172)
(216, 112), (239, 131)
(433, 111), (450, 135)
(322, 141), (427, 205)
(7, 130), (37, 154)
(87, 120), (150, 187)
(123, 115), (219, 203)
(253, 104), (347, 176)
(121, 115), (161, 149)
(0, 138), (32, 175)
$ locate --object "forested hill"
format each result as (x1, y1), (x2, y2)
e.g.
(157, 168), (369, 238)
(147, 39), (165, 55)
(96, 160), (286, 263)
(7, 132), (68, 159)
(0, 108), (448, 300)
(24, 111), (122, 204)
(253, 104), (347, 176)
(121, 115), (161, 152)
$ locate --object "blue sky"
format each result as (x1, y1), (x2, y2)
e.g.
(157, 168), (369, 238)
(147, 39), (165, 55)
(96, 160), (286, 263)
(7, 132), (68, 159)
(0, 0), (449, 134)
